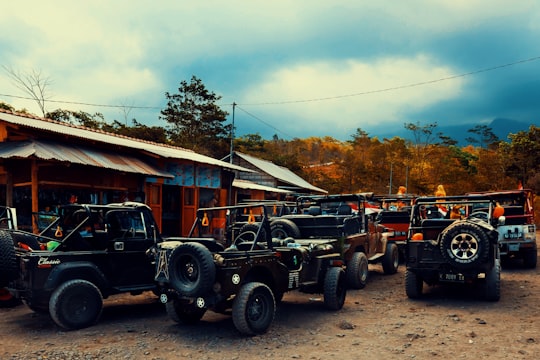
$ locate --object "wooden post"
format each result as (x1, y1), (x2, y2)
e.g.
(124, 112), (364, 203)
(31, 159), (39, 233)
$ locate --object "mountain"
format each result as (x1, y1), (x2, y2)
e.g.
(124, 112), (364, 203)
(378, 118), (536, 145)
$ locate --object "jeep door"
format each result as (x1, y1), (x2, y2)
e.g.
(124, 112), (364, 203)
(105, 210), (156, 287)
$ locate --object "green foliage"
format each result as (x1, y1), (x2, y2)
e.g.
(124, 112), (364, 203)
(46, 109), (105, 128)
(160, 76), (230, 157)
(506, 125), (540, 191)
(466, 124), (500, 149)
(0, 102), (15, 112)
(5, 75), (535, 196)
(107, 120), (169, 143)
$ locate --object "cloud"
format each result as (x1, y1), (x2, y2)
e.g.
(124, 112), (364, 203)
(1, 1), (540, 140)
(237, 55), (465, 139)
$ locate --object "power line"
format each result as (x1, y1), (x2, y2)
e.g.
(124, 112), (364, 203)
(239, 55), (540, 105)
(2, 55), (539, 111)
(235, 105), (295, 139)
(0, 93), (162, 110)
(230, 55), (540, 138)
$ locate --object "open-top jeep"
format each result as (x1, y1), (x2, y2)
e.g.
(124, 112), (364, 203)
(1, 202), (161, 329)
(268, 193), (399, 290)
(467, 189), (537, 268)
(373, 194), (416, 260)
(153, 203), (347, 336)
(405, 195), (501, 301)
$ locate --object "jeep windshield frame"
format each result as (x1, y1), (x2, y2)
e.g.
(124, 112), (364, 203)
(466, 189), (535, 224)
(409, 195), (496, 230)
(187, 203), (274, 250)
(295, 193), (368, 215)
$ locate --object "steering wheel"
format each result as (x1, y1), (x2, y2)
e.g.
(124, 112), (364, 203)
(232, 231), (257, 247)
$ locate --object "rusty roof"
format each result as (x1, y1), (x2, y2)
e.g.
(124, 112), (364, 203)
(232, 152), (327, 194)
(0, 139), (173, 178)
(0, 109), (251, 173)
(232, 179), (292, 193)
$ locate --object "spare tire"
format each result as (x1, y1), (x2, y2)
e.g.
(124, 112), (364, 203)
(0, 230), (17, 286)
(270, 218), (301, 239)
(239, 223), (267, 243)
(168, 242), (216, 297)
(439, 221), (490, 270)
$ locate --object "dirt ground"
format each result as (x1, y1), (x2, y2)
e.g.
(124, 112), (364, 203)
(1, 246), (538, 360)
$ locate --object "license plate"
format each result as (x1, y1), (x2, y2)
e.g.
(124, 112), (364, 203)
(439, 273), (465, 282)
(509, 244), (521, 252)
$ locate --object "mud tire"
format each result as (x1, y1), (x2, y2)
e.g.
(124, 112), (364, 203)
(405, 270), (423, 299)
(49, 279), (103, 330)
(346, 252), (369, 289)
(166, 300), (207, 325)
(439, 222), (490, 270)
(382, 242), (399, 274)
(323, 267), (346, 310)
(270, 219), (301, 239)
(232, 282), (275, 336)
(168, 242), (216, 297)
(0, 230), (17, 286)
(482, 259), (501, 301)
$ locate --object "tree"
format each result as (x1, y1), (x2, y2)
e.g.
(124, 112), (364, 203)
(46, 109), (105, 128)
(46, 109), (168, 143)
(160, 76), (230, 157)
(234, 133), (266, 154)
(0, 102), (15, 112)
(505, 125), (540, 186)
(3, 66), (52, 117)
(466, 125), (499, 149)
(404, 121), (438, 191)
(106, 120), (169, 143)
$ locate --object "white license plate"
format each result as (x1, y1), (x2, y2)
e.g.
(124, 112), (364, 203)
(439, 273), (465, 282)
(509, 244), (521, 251)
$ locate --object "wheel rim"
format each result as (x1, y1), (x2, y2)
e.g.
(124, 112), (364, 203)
(359, 261), (368, 282)
(450, 233), (479, 260)
(247, 293), (270, 324)
(179, 256), (199, 285)
(65, 290), (98, 323)
(392, 248), (399, 268)
(271, 228), (287, 239)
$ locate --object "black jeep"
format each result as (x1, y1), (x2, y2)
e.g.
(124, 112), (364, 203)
(405, 195), (501, 301)
(268, 193), (399, 289)
(1, 202), (161, 329)
(373, 193), (416, 260)
(153, 203), (347, 336)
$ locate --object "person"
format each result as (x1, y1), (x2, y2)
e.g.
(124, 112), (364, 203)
(435, 185), (446, 197)
(435, 184), (447, 217)
(396, 186), (407, 208)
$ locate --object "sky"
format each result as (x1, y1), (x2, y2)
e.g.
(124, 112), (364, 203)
(1, 1), (540, 142)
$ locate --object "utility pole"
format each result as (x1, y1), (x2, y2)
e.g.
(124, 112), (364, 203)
(229, 102), (236, 164)
(389, 163), (393, 195)
(228, 102), (236, 206)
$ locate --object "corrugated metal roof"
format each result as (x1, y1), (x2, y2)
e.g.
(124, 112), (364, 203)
(0, 110), (252, 173)
(0, 140), (173, 178)
(234, 152), (327, 194)
(233, 179), (292, 193)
